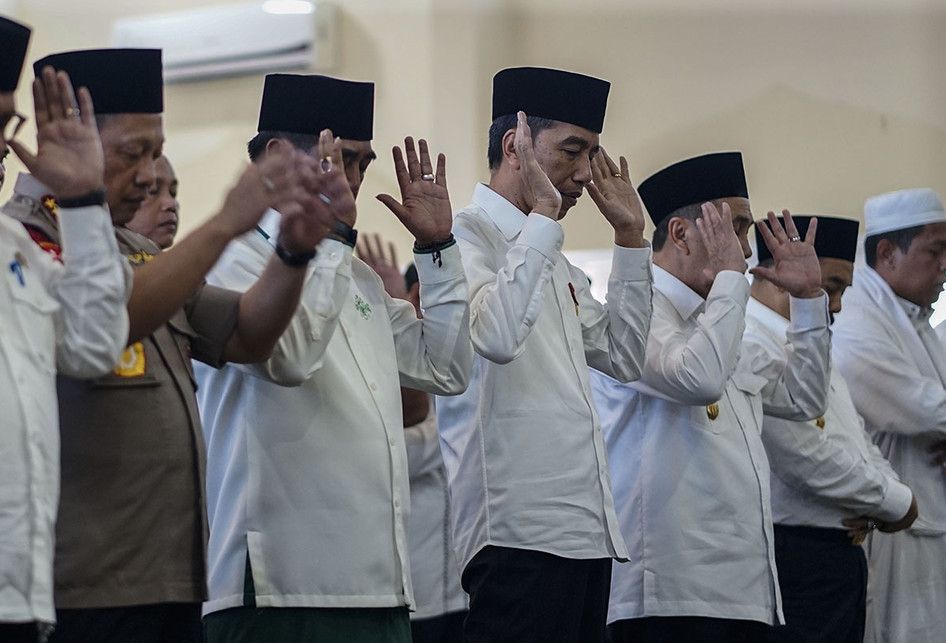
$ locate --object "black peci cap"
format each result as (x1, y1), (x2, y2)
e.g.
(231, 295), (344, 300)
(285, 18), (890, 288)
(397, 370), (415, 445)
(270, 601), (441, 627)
(491, 67), (610, 133)
(33, 48), (163, 114)
(257, 74), (374, 141)
(0, 16), (32, 92)
(639, 152), (748, 226)
(756, 215), (859, 264)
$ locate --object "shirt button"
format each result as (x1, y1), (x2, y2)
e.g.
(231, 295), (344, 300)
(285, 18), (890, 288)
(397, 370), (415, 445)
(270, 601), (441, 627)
(388, 437), (395, 447)
(369, 382), (377, 391)
(394, 498), (400, 508)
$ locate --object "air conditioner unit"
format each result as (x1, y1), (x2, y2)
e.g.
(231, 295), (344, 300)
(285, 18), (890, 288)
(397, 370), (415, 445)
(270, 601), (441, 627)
(110, 1), (338, 83)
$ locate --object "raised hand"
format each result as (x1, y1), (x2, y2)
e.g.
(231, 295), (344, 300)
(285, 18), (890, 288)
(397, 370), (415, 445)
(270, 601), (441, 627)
(218, 145), (304, 238)
(357, 232), (408, 300)
(8, 66), (104, 199)
(513, 111), (561, 219)
(695, 201), (748, 280)
(750, 210), (822, 299)
(587, 148), (645, 246)
(376, 137), (452, 246)
(312, 128), (357, 228)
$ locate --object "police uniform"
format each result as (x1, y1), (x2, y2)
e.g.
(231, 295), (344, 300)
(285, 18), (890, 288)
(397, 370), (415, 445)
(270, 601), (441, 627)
(10, 49), (242, 643)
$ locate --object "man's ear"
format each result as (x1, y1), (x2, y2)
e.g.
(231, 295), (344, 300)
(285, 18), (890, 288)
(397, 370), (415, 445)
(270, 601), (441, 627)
(667, 217), (691, 255)
(501, 128), (519, 170)
(876, 238), (898, 269)
(264, 136), (289, 158)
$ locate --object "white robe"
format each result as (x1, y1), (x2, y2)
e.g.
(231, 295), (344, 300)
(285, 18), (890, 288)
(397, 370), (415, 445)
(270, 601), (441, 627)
(833, 266), (946, 643)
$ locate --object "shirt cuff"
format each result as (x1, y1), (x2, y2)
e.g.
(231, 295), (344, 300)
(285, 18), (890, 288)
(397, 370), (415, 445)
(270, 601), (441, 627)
(876, 479), (914, 524)
(516, 213), (564, 260)
(611, 244), (653, 282)
(57, 205), (116, 259)
(788, 292), (829, 332)
(414, 242), (464, 285)
(709, 270), (750, 304)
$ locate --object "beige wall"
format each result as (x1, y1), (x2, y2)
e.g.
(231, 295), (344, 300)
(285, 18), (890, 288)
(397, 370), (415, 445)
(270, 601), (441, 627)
(4, 0), (946, 258)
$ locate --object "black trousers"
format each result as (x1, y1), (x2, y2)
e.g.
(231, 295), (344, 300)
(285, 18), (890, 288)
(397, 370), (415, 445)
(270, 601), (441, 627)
(608, 616), (770, 643)
(0, 622), (49, 643)
(460, 545), (612, 643)
(410, 610), (467, 643)
(765, 524), (867, 643)
(49, 603), (202, 643)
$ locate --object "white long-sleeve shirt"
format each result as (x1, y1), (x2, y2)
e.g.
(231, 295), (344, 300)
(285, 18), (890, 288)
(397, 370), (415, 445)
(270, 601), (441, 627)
(592, 265), (830, 627)
(745, 297), (912, 528)
(405, 406), (467, 621)
(0, 203), (131, 624)
(436, 183), (653, 572)
(195, 210), (471, 615)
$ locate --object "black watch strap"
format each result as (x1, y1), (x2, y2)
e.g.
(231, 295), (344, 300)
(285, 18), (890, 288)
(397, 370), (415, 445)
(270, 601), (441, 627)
(328, 219), (358, 248)
(275, 243), (316, 267)
(56, 188), (107, 209)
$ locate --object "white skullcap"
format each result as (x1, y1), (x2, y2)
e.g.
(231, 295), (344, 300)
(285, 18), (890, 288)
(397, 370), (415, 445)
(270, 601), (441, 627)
(865, 188), (946, 236)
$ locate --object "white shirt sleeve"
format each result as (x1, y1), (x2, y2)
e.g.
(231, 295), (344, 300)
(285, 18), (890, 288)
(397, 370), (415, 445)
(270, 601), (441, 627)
(763, 408), (914, 524)
(571, 245), (653, 384)
(41, 205), (131, 378)
(387, 243), (472, 396)
(404, 408), (443, 480)
(748, 295), (831, 421)
(633, 270), (748, 405)
(457, 213), (562, 364)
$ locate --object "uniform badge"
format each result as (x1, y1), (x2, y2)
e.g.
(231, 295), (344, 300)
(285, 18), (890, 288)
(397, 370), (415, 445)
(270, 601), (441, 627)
(706, 403), (720, 420)
(114, 342), (146, 377)
(354, 294), (372, 320)
(815, 416), (826, 430)
(41, 195), (59, 217)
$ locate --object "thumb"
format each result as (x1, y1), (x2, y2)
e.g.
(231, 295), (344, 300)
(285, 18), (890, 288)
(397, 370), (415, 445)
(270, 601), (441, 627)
(7, 138), (38, 172)
(376, 194), (410, 224)
(748, 265), (775, 282)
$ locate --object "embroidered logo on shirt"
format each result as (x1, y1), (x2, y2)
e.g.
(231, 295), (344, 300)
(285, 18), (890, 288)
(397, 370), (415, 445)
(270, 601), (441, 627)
(114, 342), (146, 377)
(354, 294), (372, 320)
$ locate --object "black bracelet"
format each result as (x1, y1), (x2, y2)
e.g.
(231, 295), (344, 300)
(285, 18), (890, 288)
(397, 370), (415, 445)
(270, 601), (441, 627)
(56, 188), (107, 209)
(413, 234), (456, 254)
(275, 243), (316, 267)
(330, 219), (358, 248)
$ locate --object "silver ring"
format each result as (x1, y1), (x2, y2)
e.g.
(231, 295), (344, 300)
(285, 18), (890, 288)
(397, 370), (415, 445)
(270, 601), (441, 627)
(612, 173), (622, 178)
(318, 193), (332, 205)
(788, 235), (802, 242)
(421, 173), (435, 182)
(866, 519), (878, 531)
(65, 106), (80, 118)
(320, 157), (334, 173)
(260, 175), (276, 192)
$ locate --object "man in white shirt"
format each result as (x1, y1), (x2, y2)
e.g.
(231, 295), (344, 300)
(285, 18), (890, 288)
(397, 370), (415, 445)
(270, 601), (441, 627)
(832, 188), (946, 643)
(592, 151), (831, 642)
(436, 66), (653, 642)
(196, 74), (472, 643)
(1, 20), (130, 643)
(747, 214), (917, 642)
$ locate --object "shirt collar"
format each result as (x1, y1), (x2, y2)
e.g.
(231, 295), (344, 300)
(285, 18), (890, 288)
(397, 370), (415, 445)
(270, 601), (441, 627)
(653, 264), (705, 321)
(13, 173), (53, 201)
(747, 296), (790, 335)
(896, 294), (934, 327)
(472, 183), (529, 241)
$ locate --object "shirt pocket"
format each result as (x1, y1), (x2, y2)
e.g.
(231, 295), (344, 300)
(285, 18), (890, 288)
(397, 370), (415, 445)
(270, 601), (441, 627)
(731, 371), (767, 433)
(7, 273), (59, 374)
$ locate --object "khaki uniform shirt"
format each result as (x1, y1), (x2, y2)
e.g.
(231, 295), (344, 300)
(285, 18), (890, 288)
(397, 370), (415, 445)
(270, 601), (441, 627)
(4, 174), (241, 609)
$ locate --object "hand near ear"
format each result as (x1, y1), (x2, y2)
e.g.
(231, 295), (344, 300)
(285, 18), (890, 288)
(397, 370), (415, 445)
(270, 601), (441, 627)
(513, 111), (561, 219)
(694, 201), (748, 281)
